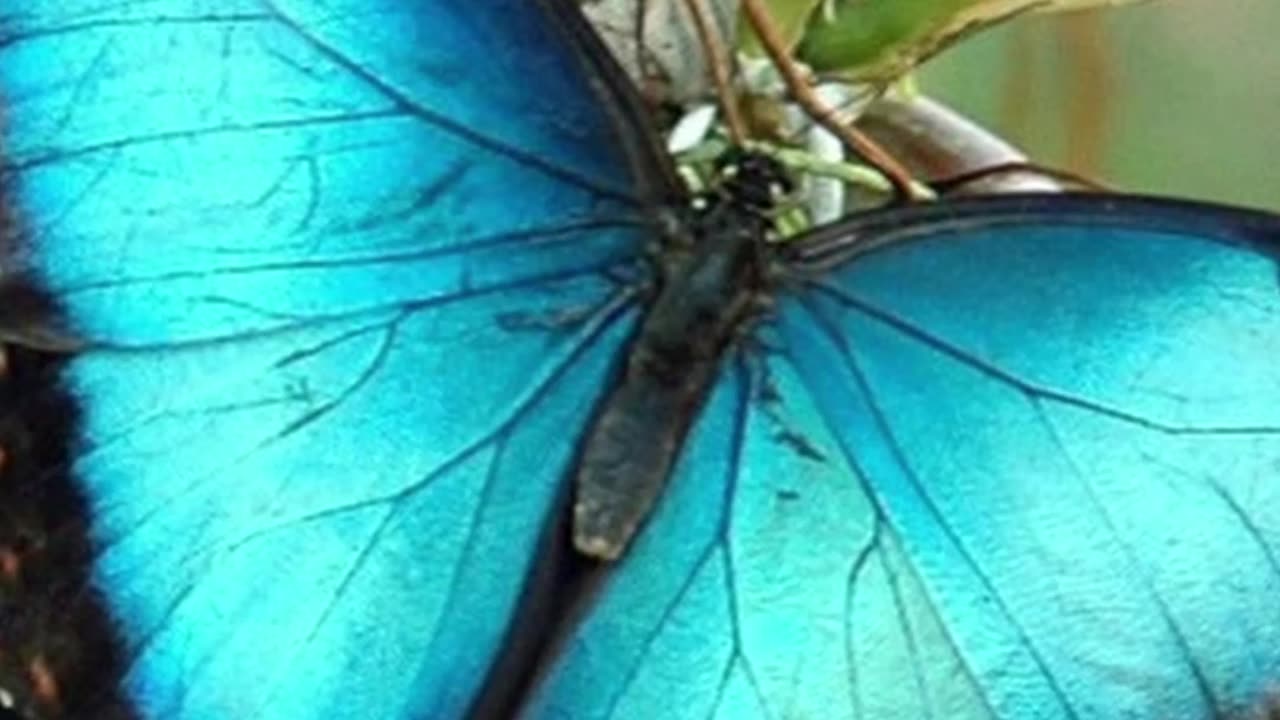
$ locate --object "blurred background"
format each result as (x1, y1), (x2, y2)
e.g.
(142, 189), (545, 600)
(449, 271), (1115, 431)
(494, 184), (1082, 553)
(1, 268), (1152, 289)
(920, 0), (1280, 210)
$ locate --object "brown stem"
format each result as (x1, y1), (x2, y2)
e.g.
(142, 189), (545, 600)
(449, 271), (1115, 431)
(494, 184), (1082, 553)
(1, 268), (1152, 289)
(681, 0), (747, 144)
(739, 0), (923, 200)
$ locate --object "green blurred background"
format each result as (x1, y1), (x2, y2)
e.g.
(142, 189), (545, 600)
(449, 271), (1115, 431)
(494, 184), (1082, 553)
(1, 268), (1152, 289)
(919, 0), (1280, 210)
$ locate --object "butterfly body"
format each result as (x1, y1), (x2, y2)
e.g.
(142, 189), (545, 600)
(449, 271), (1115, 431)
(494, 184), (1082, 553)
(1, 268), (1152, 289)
(0, 1), (1278, 719)
(573, 156), (783, 559)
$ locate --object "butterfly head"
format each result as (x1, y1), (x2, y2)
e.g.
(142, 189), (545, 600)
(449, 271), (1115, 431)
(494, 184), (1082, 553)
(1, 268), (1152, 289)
(711, 148), (793, 216)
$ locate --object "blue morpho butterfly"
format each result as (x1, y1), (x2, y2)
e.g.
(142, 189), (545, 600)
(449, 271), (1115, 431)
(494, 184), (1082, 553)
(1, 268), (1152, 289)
(0, 0), (1278, 719)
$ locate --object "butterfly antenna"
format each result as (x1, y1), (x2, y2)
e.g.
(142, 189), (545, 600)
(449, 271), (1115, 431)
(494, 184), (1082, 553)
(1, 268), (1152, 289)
(681, 0), (747, 144)
(739, 0), (924, 202)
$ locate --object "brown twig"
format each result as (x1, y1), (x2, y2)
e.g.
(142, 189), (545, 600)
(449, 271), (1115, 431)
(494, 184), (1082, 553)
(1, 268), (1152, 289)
(739, 0), (924, 200)
(681, 0), (747, 144)
(861, 96), (1091, 195)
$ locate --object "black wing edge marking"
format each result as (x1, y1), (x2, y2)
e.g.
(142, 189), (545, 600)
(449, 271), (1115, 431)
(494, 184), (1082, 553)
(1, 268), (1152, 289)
(0, 343), (138, 720)
(783, 193), (1280, 270)
(0, 123), (132, 718)
(537, 0), (685, 209)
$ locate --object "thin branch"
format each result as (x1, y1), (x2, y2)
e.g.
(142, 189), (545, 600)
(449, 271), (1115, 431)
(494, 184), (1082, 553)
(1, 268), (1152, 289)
(681, 0), (747, 143)
(739, 0), (924, 200)
(861, 96), (1085, 194)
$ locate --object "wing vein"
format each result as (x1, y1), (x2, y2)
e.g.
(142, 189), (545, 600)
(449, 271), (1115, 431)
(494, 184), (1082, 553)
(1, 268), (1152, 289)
(807, 280), (1280, 436)
(1034, 399), (1219, 713)
(257, 0), (641, 204)
(788, 298), (1074, 719)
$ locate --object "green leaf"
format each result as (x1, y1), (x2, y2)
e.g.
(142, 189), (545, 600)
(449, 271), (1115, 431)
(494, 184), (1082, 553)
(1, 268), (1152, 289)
(794, 0), (1146, 81)
(738, 0), (826, 57)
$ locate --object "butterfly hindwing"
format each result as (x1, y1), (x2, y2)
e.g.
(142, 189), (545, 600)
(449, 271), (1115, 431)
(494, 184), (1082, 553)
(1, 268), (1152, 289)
(0, 1), (668, 717)
(530, 196), (1280, 720)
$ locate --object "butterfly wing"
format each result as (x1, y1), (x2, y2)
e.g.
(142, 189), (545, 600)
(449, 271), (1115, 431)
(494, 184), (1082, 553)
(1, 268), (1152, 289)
(528, 195), (1280, 719)
(0, 1), (671, 718)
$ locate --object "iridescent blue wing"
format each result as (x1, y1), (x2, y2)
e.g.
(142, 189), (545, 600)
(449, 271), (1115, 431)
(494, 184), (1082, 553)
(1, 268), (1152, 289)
(0, 1), (673, 718)
(529, 195), (1280, 719)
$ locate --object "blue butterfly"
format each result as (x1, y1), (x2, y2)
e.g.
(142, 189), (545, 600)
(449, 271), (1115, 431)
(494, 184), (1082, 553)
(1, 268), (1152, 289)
(0, 1), (1277, 719)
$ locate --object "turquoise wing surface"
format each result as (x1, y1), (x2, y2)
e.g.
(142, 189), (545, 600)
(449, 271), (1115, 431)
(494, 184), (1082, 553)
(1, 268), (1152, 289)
(528, 196), (1280, 720)
(0, 1), (670, 718)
